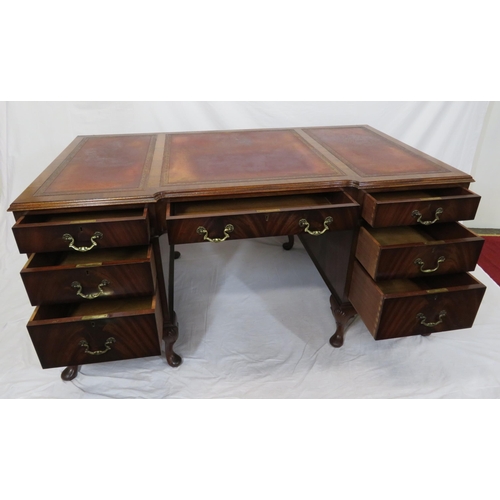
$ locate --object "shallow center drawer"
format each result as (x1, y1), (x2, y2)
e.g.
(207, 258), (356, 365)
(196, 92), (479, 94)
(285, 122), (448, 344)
(12, 207), (150, 254)
(166, 191), (360, 245)
(21, 246), (156, 306)
(356, 223), (484, 280)
(27, 294), (162, 369)
(362, 187), (480, 227)
(348, 261), (486, 341)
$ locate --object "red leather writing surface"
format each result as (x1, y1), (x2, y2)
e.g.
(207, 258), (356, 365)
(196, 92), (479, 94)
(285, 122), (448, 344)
(305, 127), (448, 177)
(163, 129), (342, 185)
(9, 126), (473, 213)
(40, 135), (155, 194)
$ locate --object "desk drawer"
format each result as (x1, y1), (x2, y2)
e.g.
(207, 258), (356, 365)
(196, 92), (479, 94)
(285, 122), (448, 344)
(27, 294), (162, 369)
(166, 191), (360, 245)
(13, 208), (150, 254)
(362, 187), (480, 228)
(356, 223), (484, 281)
(348, 261), (486, 341)
(21, 246), (156, 306)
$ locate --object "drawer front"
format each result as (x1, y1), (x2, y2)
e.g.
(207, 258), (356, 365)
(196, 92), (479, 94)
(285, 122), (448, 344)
(362, 188), (480, 227)
(168, 206), (360, 245)
(13, 208), (150, 254)
(21, 246), (156, 306)
(27, 296), (162, 369)
(349, 261), (486, 341)
(167, 191), (360, 245)
(356, 224), (484, 280)
(376, 287), (486, 340)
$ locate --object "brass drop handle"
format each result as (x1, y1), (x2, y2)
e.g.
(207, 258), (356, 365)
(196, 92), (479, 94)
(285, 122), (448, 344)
(412, 207), (443, 225)
(416, 310), (446, 327)
(72, 279), (110, 299)
(414, 256), (445, 273)
(197, 224), (234, 243)
(299, 216), (333, 236)
(63, 231), (103, 252)
(79, 337), (116, 356)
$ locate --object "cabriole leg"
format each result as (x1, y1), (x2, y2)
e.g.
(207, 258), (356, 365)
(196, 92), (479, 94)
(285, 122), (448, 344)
(329, 297), (357, 348)
(283, 235), (294, 250)
(165, 245), (182, 367)
(164, 313), (182, 367)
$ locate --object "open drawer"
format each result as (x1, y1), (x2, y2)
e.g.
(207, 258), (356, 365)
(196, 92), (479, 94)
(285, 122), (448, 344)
(27, 293), (162, 369)
(355, 222), (484, 280)
(166, 191), (360, 245)
(12, 207), (150, 254)
(21, 246), (156, 306)
(348, 261), (486, 341)
(361, 187), (480, 228)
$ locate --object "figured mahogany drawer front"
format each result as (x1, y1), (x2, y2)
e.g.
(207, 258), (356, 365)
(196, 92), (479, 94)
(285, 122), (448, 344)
(20, 246), (156, 306)
(27, 295), (162, 369)
(166, 191), (360, 245)
(355, 223), (484, 281)
(12, 208), (150, 254)
(348, 261), (486, 341)
(361, 187), (480, 228)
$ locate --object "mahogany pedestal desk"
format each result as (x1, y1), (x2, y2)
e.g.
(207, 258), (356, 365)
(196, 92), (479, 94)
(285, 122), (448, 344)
(8, 126), (487, 381)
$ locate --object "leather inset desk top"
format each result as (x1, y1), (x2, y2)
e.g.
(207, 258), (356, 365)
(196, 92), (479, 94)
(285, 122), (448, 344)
(9, 125), (474, 212)
(37, 135), (156, 195)
(305, 127), (449, 177)
(162, 129), (343, 185)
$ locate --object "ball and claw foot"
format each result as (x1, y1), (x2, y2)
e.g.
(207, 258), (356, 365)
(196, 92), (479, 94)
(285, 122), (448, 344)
(282, 235), (294, 251)
(61, 365), (79, 381)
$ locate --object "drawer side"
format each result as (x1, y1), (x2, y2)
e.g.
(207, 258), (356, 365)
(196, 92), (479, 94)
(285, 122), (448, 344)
(348, 261), (384, 336)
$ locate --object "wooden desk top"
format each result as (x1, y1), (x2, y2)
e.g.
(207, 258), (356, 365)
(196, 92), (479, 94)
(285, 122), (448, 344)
(9, 125), (473, 212)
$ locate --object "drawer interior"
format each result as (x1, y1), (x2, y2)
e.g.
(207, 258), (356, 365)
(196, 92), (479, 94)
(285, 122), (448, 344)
(377, 272), (482, 295)
(25, 246), (150, 269)
(365, 222), (480, 247)
(368, 187), (474, 203)
(30, 296), (155, 322)
(17, 208), (146, 226)
(169, 191), (356, 218)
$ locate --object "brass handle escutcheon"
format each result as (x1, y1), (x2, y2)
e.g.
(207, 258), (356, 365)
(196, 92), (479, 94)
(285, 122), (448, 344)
(416, 310), (446, 327)
(412, 207), (443, 225)
(299, 216), (333, 236)
(79, 337), (116, 356)
(63, 231), (103, 252)
(197, 224), (234, 243)
(72, 279), (110, 299)
(414, 256), (445, 273)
